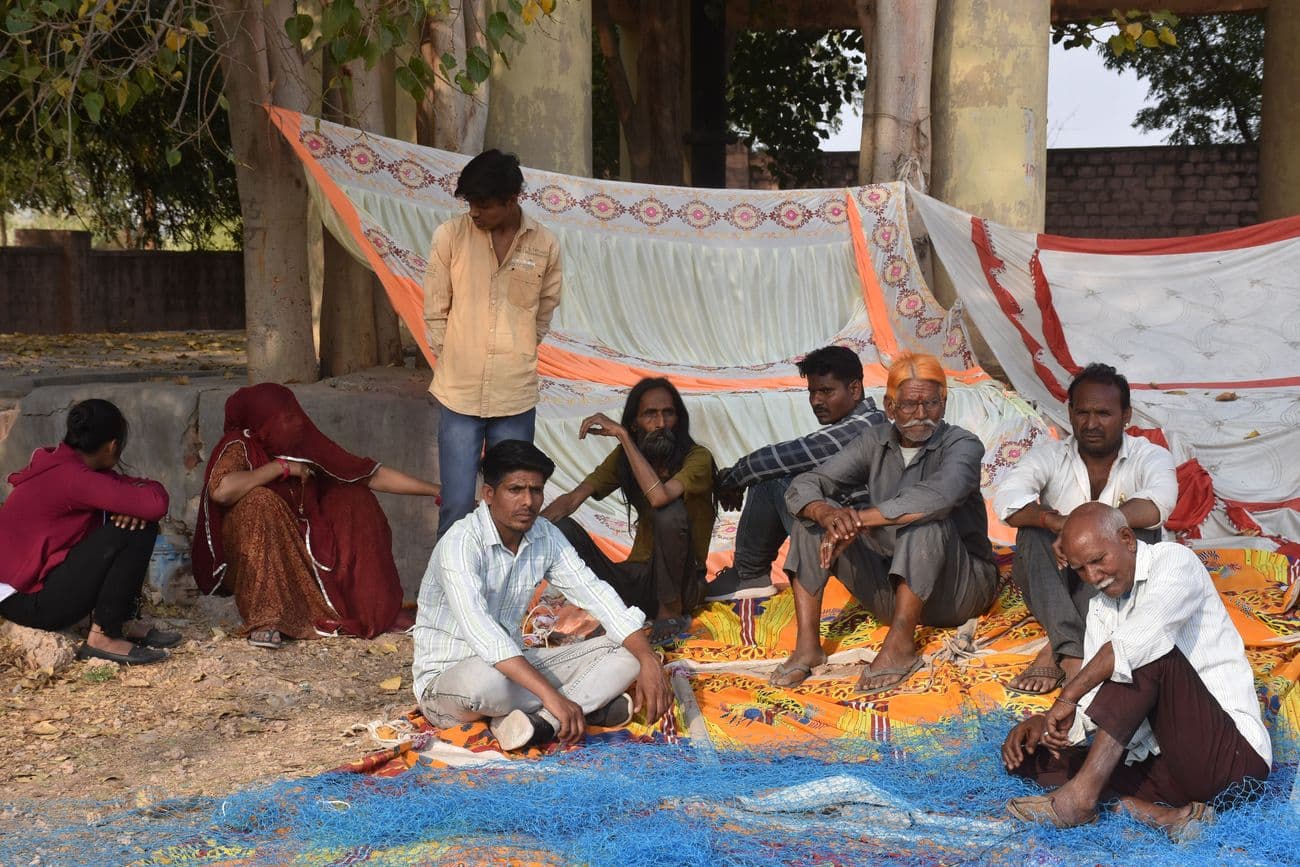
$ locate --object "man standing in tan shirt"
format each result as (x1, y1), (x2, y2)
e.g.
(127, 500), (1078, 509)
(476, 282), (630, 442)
(423, 150), (563, 540)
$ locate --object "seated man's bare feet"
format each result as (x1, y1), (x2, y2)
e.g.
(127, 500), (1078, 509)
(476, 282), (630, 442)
(856, 630), (921, 694)
(1006, 644), (1066, 695)
(1043, 781), (1101, 827)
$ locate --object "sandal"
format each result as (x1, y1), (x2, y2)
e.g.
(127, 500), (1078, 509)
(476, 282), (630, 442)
(1164, 801), (1216, 844)
(1006, 794), (1098, 828)
(767, 655), (827, 688)
(649, 616), (691, 646)
(855, 656), (924, 696)
(131, 626), (183, 649)
(248, 629), (283, 649)
(1005, 665), (1067, 696)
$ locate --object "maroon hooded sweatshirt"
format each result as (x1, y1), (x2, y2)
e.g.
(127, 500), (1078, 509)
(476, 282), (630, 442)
(0, 443), (169, 595)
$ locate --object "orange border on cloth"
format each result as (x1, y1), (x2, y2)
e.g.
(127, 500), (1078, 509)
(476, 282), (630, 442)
(1037, 212), (1300, 255)
(846, 192), (899, 359)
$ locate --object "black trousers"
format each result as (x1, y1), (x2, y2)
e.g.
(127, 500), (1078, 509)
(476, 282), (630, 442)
(555, 502), (704, 617)
(0, 522), (157, 638)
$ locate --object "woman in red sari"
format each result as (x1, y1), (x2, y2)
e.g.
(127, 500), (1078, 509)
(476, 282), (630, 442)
(193, 384), (440, 647)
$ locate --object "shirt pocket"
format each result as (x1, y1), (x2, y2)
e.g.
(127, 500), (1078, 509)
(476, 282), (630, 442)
(507, 268), (542, 312)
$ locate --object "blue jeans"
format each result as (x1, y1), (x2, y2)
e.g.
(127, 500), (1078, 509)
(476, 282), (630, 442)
(731, 477), (794, 581)
(436, 405), (536, 541)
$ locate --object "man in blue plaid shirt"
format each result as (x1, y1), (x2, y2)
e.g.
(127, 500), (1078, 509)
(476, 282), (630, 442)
(708, 346), (886, 602)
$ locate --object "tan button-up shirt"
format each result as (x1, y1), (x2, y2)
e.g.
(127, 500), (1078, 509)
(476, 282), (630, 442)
(422, 212), (563, 418)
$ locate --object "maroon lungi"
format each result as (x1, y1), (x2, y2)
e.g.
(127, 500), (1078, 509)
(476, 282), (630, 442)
(1011, 649), (1269, 805)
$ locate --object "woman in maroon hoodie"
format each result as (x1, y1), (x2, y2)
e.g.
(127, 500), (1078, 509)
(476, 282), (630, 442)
(0, 399), (177, 665)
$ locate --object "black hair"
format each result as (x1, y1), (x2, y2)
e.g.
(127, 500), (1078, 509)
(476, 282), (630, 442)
(796, 345), (864, 386)
(1067, 363), (1131, 411)
(481, 439), (555, 487)
(63, 399), (128, 455)
(454, 149), (524, 203)
(615, 378), (697, 499)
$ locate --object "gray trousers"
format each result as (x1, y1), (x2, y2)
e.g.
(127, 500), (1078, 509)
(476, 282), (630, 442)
(418, 636), (640, 730)
(786, 518), (998, 627)
(1012, 525), (1160, 660)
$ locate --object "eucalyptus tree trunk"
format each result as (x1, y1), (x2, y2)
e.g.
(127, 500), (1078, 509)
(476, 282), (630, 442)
(419, 0), (491, 152)
(320, 50), (403, 377)
(214, 0), (319, 384)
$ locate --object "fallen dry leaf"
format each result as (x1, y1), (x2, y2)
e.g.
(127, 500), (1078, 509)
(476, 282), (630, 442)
(1215, 391), (1238, 402)
(122, 677), (151, 688)
(28, 721), (60, 736)
(378, 676), (402, 692)
(377, 642), (398, 655)
(1244, 430), (1261, 439)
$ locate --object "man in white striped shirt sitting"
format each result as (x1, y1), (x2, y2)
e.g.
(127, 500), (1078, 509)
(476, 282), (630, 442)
(412, 440), (672, 751)
(1002, 503), (1271, 840)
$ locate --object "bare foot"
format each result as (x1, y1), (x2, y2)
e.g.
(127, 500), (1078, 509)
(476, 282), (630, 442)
(1007, 644), (1065, 694)
(856, 631), (920, 692)
(86, 629), (136, 657)
(1118, 796), (1194, 829)
(1044, 781), (1100, 826)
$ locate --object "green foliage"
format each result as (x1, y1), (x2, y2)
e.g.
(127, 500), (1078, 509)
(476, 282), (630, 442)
(1054, 8), (1180, 57)
(0, 0), (238, 248)
(727, 29), (865, 188)
(1097, 13), (1262, 145)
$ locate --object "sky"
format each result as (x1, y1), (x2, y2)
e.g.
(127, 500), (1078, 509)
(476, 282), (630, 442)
(821, 41), (1163, 151)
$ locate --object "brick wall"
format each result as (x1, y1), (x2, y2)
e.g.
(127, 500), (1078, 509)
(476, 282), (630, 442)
(1046, 143), (1258, 238)
(731, 143), (1260, 240)
(2, 230), (244, 333)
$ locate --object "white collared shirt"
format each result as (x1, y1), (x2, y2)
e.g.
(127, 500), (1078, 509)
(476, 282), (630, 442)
(1071, 541), (1271, 767)
(411, 502), (645, 701)
(993, 433), (1177, 528)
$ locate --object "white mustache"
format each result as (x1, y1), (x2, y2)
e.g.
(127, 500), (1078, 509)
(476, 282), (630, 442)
(899, 419), (939, 431)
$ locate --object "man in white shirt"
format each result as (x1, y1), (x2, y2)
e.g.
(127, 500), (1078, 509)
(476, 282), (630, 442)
(994, 364), (1177, 695)
(412, 440), (672, 751)
(1002, 504), (1270, 838)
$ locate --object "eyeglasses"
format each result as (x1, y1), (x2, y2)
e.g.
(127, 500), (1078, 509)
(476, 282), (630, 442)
(893, 398), (944, 413)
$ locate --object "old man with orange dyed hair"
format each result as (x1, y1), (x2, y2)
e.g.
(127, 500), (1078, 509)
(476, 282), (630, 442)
(771, 352), (999, 693)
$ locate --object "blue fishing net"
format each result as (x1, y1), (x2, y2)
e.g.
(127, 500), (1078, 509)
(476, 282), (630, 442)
(2, 712), (1295, 866)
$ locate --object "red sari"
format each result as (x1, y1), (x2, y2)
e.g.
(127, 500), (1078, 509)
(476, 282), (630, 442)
(192, 384), (402, 639)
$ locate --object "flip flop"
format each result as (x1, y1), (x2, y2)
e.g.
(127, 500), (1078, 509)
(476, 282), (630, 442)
(649, 616), (691, 646)
(767, 655), (828, 688)
(855, 656), (924, 696)
(1006, 794), (1098, 828)
(1005, 665), (1067, 696)
(1165, 801), (1216, 844)
(247, 629), (283, 649)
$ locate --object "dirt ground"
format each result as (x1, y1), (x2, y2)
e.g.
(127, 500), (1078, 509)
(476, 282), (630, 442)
(0, 331), (247, 380)
(0, 597), (418, 804)
(0, 330), (420, 811)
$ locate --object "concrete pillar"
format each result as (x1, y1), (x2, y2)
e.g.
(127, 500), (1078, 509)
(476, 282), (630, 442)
(1259, 0), (1300, 222)
(931, 0), (1049, 374)
(484, 0), (592, 176)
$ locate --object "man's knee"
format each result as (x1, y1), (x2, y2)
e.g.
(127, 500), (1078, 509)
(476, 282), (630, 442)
(896, 519), (956, 549)
(601, 643), (642, 690)
(423, 665), (515, 723)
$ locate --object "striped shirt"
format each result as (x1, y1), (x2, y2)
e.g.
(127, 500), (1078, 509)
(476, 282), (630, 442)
(411, 502), (645, 701)
(717, 399), (886, 505)
(1072, 541), (1271, 766)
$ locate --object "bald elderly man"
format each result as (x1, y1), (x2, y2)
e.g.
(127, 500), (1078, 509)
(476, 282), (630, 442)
(774, 352), (999, 693)
(1003, 503), (1270, 840)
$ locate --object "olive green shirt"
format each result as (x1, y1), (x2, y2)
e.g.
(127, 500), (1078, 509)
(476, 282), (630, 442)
(584, 444), (716, 565)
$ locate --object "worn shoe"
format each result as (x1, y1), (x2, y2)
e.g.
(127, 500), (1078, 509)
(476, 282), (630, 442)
(489, 710), (556, 751)
(705, 566), (777, 602)
(132, 627), (183, 649)
(76, 642), (168, 666)
(585, 693), (634, 728)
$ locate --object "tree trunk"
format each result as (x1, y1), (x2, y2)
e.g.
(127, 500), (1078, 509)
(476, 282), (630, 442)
(214, 0), (318, 384)
(594, 0), (686, 185)
(419, 0), (491, 152)
(856, 0), (876, 185)
(319, 47), (403, 376)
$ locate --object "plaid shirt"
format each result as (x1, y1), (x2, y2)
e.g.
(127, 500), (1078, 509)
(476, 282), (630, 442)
(717, 399), (885, 505)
